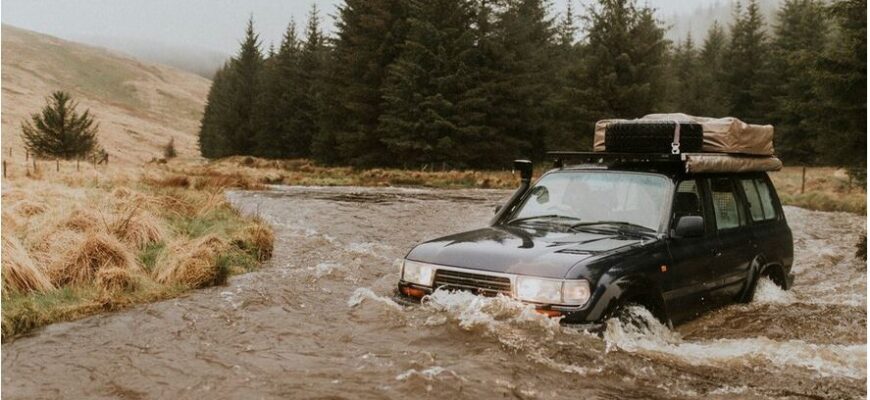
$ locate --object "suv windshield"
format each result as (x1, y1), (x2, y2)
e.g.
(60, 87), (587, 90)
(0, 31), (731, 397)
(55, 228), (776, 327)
(509, 171), (671, 233)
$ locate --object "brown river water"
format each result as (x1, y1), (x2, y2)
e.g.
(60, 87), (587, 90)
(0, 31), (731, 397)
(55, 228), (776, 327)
(3, 186), (866, 399)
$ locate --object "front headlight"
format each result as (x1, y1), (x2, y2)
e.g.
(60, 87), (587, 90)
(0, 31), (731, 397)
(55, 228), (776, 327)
(401, 260), (435, 286)
(515, 276), (591, 305)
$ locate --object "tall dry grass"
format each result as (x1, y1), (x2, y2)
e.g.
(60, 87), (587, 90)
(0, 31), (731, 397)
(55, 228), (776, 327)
(1, 163), (274, 340)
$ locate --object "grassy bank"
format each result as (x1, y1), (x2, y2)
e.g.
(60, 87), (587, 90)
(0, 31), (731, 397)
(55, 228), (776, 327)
(166, 157), (866, 214)
(1, 165), (273, 340)
(769, 167), (866, 214)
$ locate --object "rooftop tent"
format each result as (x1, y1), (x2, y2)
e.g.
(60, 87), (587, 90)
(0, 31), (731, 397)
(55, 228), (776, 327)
(587, 113), (781, 173)
(594, 113), (775, 156)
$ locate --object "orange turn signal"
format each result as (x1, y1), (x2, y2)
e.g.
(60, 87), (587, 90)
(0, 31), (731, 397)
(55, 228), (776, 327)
(535, 309), (562, 318)
(401, 286), (427, 298)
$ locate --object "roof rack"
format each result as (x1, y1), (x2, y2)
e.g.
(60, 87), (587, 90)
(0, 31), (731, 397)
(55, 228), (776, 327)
(548, 151), (682, 168)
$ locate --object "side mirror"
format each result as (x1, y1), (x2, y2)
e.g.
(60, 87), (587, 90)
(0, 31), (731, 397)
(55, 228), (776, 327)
(674, 216), (704, 238)
(513, 159), (533, 182)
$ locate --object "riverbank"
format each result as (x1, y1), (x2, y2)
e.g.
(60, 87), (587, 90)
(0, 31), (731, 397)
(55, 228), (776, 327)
(1, 164), (274, 340)
(167, 157), (866, 214)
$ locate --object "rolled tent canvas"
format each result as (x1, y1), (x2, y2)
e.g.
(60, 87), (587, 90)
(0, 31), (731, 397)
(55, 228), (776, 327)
(682, 153), (783, 173)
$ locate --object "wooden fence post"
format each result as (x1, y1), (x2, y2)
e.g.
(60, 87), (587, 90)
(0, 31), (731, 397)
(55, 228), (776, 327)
(800, 167), (806, 194)
(3, 160), (7, 179)
(56, 159), (60, 172)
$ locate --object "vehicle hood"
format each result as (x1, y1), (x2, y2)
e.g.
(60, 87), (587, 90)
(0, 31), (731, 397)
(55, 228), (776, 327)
(406, 225), (650, 279)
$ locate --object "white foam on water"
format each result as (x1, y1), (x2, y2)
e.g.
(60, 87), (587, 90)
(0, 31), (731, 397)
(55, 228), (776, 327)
(752, 278), (796, 304)
(421, 289), (600, 375)
(422, 289), (561, 333)
(313, 262), (340, 278)
(347, 287), (402, 310)
(395, 366), (450, 381)
(604, 307), (867, 379)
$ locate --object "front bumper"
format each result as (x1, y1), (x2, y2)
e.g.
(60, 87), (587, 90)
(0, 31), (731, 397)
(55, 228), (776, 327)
(396, 281), (596, 323)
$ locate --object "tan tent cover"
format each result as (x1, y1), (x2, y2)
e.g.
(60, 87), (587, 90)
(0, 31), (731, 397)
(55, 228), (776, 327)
(682, 153), (782, 173)
(593, 113), (775, 155)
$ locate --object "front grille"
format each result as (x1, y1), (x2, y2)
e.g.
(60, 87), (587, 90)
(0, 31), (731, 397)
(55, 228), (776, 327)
(433, 269), (512, 296)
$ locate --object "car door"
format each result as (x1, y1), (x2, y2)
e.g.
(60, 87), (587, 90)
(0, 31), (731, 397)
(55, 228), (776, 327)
(706, 176), (755, 306)
(737, 174), (792, 285)
(663, 177), (718, 322)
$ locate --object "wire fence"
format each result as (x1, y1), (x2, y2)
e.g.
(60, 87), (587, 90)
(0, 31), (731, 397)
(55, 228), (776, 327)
(2, 146), (110, 179)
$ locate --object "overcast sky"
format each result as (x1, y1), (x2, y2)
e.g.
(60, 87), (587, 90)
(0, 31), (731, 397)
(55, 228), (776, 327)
(2, 0), (725, 56)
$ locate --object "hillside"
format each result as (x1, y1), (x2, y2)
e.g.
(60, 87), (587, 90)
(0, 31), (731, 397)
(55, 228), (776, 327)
(1, 25), (211, 165)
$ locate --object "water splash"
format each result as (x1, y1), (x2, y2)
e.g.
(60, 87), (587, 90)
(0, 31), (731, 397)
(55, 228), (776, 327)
(604, 306), (866, 379)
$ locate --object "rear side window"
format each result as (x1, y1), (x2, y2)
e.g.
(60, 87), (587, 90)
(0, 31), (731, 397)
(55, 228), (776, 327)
(740, 178), (778, 221)
(709, 177), (745, 230)
(740, 179), (766, 221)
(755, 179), (778, 219)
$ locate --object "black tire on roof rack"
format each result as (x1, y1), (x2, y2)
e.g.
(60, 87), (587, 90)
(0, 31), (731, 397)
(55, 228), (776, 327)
(605, 121), (703, 153)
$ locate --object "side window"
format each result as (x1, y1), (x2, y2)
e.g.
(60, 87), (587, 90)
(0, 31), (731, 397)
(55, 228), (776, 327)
(740, 178), (778, 221)
(740, 179), (766, 221)
(755, 178), (778, 220)
(673, 180), (702, 222)
(708, 177), (745, 230)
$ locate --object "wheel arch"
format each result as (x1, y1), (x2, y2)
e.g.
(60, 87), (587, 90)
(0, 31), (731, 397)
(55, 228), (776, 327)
(595, 273), (670, 325)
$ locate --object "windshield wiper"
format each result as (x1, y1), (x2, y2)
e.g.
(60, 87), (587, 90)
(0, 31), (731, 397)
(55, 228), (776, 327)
(569, 221), (656, 237)
(508, 214), (581, 225)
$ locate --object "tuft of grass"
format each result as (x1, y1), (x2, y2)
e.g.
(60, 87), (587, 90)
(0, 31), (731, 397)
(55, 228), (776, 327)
(138, 242), (166, 272)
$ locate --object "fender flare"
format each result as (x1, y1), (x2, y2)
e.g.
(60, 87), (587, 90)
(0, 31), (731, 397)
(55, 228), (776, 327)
(592, 274), (670, 325)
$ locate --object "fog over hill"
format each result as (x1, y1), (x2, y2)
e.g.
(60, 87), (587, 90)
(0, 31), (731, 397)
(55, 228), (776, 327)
(1, 25), (211, 164)
(662, 0), (781, 43)
(72, 35), (230, 79)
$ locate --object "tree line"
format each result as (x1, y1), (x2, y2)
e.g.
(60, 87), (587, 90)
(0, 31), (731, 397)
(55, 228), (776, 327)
(198, 0), (866, 174)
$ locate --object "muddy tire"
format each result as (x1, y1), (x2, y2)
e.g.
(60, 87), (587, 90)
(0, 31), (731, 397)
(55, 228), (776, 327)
(739, 276), (759, 304)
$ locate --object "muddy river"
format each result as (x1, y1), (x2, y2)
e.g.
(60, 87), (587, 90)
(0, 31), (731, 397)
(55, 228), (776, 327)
(3, 186), (866, 399)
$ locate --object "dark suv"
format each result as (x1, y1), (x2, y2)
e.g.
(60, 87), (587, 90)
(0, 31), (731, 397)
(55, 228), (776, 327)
(396, 154), (794, 327)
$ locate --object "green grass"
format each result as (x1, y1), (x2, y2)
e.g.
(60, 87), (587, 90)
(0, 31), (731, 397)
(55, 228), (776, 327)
(138, 242), (166, 272)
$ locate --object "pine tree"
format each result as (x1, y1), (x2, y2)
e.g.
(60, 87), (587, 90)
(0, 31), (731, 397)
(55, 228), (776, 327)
(722, 1), (773, 123)
(227, 17), (265, 155)
(669, 35), (709, 116)
(546, 0), (590, 151)
(198, 18), (264, 158)
(479, 0), (558, 164)
(812, 0), (866, 178)
(321, 0), (408, 166)
(21, 91), (99, 159)
(298, 4), (329, 158)
(378, 0), (481, 167)
(697, 21), (730, 116)
(199, 63), (232, 158)
(770, 0), (829, 164)
(580, 0), (669, 119)
(253, 20), (304, 158)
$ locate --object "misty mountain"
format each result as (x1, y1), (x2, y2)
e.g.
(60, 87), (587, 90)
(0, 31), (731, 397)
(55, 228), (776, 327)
(69, 35), (229, 79)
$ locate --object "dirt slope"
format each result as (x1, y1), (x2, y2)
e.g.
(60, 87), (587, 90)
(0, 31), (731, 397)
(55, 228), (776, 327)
(1, 25), (211, 164)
